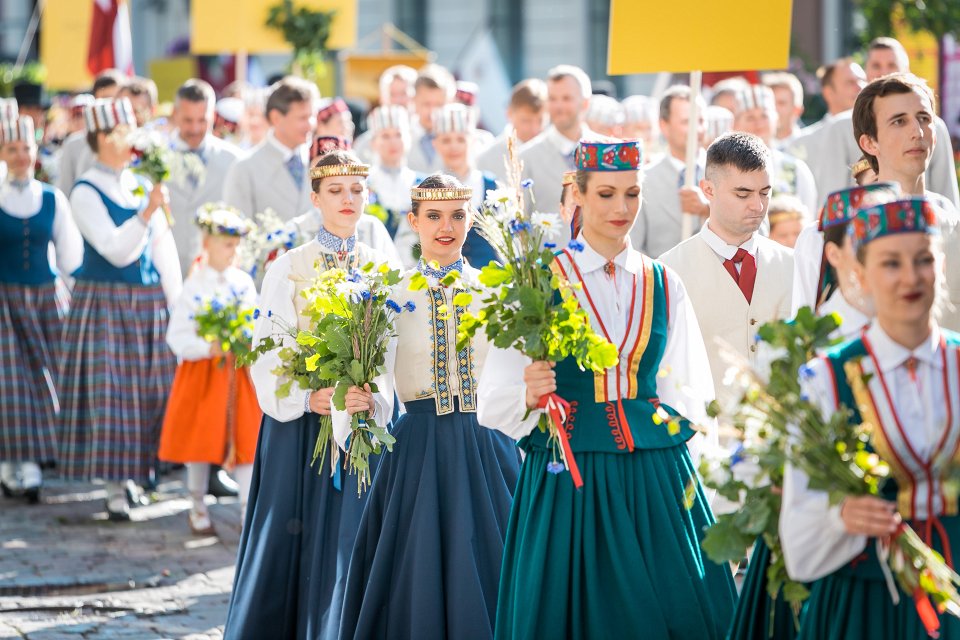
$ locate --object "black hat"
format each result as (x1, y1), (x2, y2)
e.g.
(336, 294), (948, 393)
(13, 82), (50, 109)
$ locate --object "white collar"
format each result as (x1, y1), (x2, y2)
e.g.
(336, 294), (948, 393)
(865, 321), (942, 373)
(574, 233), (644, 275)
(699, 220), (758, 261)
(266, 130), (307, 163)
(666, 150), (706, 175)
(546, 125), (589, 156)
(818, 292), (871, 338)
(172, 132), (211, 153)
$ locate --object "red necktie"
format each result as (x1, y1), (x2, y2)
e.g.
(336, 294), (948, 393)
(723, 248), (757, 304)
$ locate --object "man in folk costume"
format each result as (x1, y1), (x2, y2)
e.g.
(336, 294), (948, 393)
(813, 37), (960, 207)
(0, 112), (82, 503)
(57, 70), (125, 195)
(520, 64), (594, 246)
(630, 85), (708, 258)
(475, 78), (548, 181)
(406, 64), (457, 174)
(167, 79), (242, 277)
(788, 58), (866, 192)
(58, 97), (181, 521)
(729, 84), (819, 214)
(222, 77), (318, 222)
(660, 132), (794, 406)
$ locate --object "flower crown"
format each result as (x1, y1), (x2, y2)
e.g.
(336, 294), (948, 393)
(195, 202), (254, 237)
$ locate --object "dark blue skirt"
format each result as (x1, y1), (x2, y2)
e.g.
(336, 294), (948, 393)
(338, 399), (522, 640)
(728, 537), (800, 640)
(224, 413), (380, 640)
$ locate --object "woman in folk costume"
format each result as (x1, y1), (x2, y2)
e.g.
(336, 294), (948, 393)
(781, 197), (960, 639)
(58, 98), (181, 521)
(366, 105), (421, 266)
(479, 139), (737, 639)
(158, 204), (261, 535)
(224, 150), (399, 640)
(0, 111), (82, 503)
(728, 183), (900, 640)
(338, 174), (522, 640)
(431, 103), (499, 267)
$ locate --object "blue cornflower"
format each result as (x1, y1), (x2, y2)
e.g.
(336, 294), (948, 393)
(798, 363), (815, 380)
(730, 443), (745, 467)
(361, 290), (372, 301)
(250, 265), (258, 278)
(193, 294), (202, 302)
(546, 461), (565, 474)
(242, 328), (253, 340)
(521, 178), (534, 189)
(253, 308), (261, 319)
(283, 241), (294, 249)
(266, 232), (275, 241)
(403, 301), (416, 313)
(210, 299), (224, 312)
(567, 239), (585, 252)
(267, 310), (273, 318)
(544, 242), (557, 249)
(348, 270), (363, 283)
(386, 299), (402, 313)
(244, 313), (253, 322)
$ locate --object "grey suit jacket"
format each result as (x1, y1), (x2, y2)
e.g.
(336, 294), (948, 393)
(519, 129), (578, 247)
(57, 131), (95, 195)
(221, 139), (313, 222)
(632, 155), (695, 258)
(168, 134), (242, 274)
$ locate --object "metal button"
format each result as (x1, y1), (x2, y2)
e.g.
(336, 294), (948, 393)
(750, 344), (757, 353)
(749, 318), (757, 326)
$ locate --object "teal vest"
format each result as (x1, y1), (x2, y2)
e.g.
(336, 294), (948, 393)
(521, 251), (696, 454)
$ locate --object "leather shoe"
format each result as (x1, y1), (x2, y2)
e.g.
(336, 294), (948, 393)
(207, 467), (239, 498)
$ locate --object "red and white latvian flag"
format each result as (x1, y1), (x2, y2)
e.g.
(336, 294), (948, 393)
(87, 0), (134, 76)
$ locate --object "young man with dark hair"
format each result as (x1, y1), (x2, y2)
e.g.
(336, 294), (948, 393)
(660, 132), (794, 402)
(222, 76), (318, 221)
(630, 84), (707, 258)
(813, 38), (959, 206)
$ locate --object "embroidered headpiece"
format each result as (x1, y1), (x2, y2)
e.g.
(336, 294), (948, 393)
(0, 115), (34, 145)
(309, 160), (370, 180)
(70, 94), (94, 118)
(0, 98), (18, 122)
(455, 81), (478, 107)
(574, 139), (642, 171)
(316, 97), (350, 123)
(432, 103), (476, 135)
(83, 97), (136, 133)
(848, 198), (939, 253)
(195, 202), (254, 237)
(311, 135), (352, 159)
(410, 186), (473, 202)
(366, 105), (410, 134)
(817, 182), (900, 231)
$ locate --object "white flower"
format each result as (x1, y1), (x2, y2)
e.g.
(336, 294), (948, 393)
(530, 211), (563, 239)
(334, 280), (368, 302)
(484, 187), (516, 208)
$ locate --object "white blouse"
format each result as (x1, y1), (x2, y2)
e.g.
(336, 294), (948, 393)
(790, 222), (823, 316)
(69, 165), (182, 306)
(476, 236), (717, 461)
(0, 178), (83, 280)
(781, 322), (954, 582)
(166, 265), (258, 361)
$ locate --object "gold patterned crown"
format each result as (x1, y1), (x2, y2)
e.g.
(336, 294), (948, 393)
(410, 186), (473, 202)
(850, 157), (872, 178)
(309, 163), (370, 180)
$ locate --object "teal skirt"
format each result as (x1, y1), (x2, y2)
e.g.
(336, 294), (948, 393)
(495, 445), (737, 639)
(729, 537), (800, 640)
(799, 515), (960, 640)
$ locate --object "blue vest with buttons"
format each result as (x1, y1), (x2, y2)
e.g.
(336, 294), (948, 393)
(72, 179), (160, 286)
(0, 184), (57, 285)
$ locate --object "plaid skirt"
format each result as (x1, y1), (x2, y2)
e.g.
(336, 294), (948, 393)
(0, 280), (66, 462)
(58, 281), (175, 483)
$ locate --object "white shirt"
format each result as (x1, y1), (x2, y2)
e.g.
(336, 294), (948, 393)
(781, 322), (950, 582)
(166, 264), (258, 361)
(700, 220), (758, 273)
(284, 209), (402, 265)
(476, 236), (717, 461)
(545, 125), (581, 157)
(0, 177), (83, 279)
(69, 165), (182, 306)
(817, 289), (870, 340)
(266, 129), (308, 165)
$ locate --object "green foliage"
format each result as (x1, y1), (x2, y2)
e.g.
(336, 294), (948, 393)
(0, 62), (45, 98)
(266, 0), (337, 78)
(192, 293), (257, 360)
(854, 0), (960, 42)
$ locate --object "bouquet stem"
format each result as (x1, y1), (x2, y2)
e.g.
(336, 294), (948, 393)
(538, 393), (582, 489)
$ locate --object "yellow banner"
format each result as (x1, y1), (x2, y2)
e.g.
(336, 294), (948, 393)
(607, 0), (792, 74)
(191, 0), (357, 55)
(148, 57), (200, 103)
(40, 0), (94, 91)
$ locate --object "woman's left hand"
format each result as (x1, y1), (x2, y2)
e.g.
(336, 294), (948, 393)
(344, 383), (375, 416)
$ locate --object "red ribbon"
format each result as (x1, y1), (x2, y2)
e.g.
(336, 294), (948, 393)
(913, 586), (940, 638)
(538, 393), (583, 489)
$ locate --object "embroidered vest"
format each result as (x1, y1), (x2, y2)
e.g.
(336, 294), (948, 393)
(521, 250), (696, 454)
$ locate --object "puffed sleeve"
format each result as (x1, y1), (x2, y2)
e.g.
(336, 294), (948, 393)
(70, 182), (151, 268)
(477, 345), (542, 440)
(790, 223), (824, 317)
(165, 275), (213, 361)
(657, 265), (717, 463)
(331, 335), (397, 450)
(780, 356), (867, 582)
(249, 254), (312, 422)
(51, 187), (83, 278)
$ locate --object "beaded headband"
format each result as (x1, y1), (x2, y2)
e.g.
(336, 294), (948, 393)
(817, 182), (900, 231)
(850, 158), (873, 179)
(309, 163), (370, 180)
(575, 139), (642, 171)
(562, 170), (577, 186)
(410, 186), (473, 202)
(848, 198), (939, 253)
(195, 202), (254, 237)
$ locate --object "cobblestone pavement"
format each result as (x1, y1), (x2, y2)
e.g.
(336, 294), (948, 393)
(0, 471), (241, 639)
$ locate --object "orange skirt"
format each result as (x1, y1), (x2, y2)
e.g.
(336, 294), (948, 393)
(159, 358), (262, 466)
